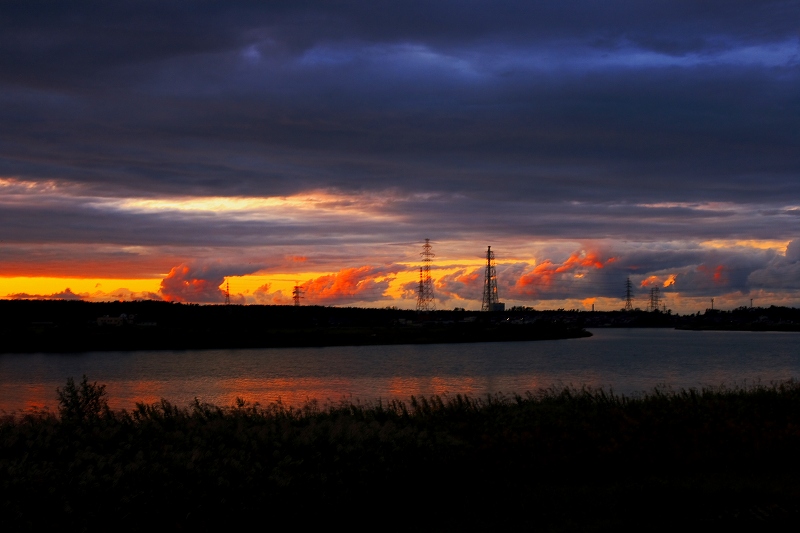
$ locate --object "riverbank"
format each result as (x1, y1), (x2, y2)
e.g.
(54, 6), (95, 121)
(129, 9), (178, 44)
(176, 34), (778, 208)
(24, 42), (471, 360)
(1, 322), (590, 353)
(4, 299), (800, 353)
(0, 300), (590, 352)
(3, 378), (799, 530)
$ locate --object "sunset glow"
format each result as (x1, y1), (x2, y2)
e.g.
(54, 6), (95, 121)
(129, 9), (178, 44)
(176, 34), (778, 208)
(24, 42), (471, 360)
(4, 5), (800, 529)
(1, 3), (798, 315)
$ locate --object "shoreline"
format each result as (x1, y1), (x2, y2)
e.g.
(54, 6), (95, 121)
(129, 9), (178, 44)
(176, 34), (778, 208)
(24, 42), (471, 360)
(1, 323), (591, 353)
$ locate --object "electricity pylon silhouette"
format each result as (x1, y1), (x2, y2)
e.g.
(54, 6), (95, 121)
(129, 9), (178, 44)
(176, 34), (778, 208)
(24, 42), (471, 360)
(481, 246), (500, 312)
(292, 282), (304, 306)
(416, 239), (436, 311)
(624, 277), (633, 311)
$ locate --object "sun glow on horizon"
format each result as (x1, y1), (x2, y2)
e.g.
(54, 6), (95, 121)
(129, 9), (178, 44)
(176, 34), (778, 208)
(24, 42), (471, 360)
(0, 277), (161, 299)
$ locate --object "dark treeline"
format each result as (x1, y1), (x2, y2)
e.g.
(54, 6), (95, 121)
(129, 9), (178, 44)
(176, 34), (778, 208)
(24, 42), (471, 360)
(2, 300), (799, 353)
(0, 300), (590, 353)
(540, 305), (800, 330)
(3, 378), (800, 531)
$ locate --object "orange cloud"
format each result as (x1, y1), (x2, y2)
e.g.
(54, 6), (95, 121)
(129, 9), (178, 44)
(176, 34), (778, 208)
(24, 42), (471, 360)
(641, 273), (678, 288)
(433, 268), (482, 300)
(515, 251), (614, 295)
(159, 262), (255, 303)
(160, 264), (221, 302)
(640, 275), (660, 287)
(302, 264), (403, 305)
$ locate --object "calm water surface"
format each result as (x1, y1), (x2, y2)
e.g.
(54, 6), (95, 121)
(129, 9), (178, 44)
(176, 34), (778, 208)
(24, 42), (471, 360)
(1, 328), (799, 413)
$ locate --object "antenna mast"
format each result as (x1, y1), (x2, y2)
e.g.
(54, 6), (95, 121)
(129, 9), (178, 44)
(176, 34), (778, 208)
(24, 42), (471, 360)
(416, 239), (436, 311)
(224, 281), (231, 305)
(481, 246), (501, 312)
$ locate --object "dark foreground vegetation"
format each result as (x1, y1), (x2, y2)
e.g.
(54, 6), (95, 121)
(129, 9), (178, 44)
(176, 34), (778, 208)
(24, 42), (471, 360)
(3, 378), (800, 531)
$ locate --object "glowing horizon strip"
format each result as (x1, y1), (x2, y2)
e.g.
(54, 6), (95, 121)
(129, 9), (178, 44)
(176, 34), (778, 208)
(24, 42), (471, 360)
(0, 277), (161, 298)
(700, 239), (790, 252)
(1, 177), (403, 222)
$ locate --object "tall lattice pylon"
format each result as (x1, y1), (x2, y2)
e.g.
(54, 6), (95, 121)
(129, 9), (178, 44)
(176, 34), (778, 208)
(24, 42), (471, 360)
(481, 246), (500, 312)
(624, 277), (633, 311)
(416, 239), (436, 311)
(648, 286), (660, 312)
(292, 282), (304, 307)
(224, 281), (231, 305)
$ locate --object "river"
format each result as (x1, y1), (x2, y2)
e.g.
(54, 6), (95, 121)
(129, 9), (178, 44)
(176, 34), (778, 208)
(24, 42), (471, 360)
(1, 328), (799, 413)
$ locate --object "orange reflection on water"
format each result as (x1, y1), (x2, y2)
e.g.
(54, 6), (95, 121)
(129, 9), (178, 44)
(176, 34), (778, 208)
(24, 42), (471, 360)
(388, 377), (414, 398)
(386, 375), (481, 400)
(429, 377), (449, 396)
(172, 375), (498, 409)
(8, 383), (54, 414)
(211, 376), (358, 408)
(115, 379), (167, 407)
(0, 382), (74, 415)
(4, 373), (629, 414)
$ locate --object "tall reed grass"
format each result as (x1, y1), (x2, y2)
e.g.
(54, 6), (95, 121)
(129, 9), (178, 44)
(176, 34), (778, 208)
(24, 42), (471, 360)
(2, 378), (799, 531)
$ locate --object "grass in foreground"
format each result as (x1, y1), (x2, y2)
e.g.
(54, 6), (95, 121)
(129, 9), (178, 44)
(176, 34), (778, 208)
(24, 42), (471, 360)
(3, 377), (800, 531)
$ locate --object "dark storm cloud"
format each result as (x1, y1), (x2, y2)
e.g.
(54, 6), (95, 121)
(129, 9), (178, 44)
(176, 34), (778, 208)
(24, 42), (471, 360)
(1, 171), (798, 254)
(1, 0), (799, 265)
(1, 181), (797, 253)
(3, 1), (796, 77)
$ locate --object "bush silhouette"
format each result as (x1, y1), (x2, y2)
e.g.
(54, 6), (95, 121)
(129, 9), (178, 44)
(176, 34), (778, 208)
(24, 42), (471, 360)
(56, 375), (109, 422)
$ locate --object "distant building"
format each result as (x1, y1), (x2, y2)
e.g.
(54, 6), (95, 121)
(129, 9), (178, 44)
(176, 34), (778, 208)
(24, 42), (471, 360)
(96, 314), (135, 326)
(97, 315), (124, 326)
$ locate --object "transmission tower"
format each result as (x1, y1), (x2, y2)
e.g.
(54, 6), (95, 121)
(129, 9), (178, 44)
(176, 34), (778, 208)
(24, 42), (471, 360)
(292, 282), (304, 307)
(416, 239), (436, 311)
(624, 277), (633, 311)
(481, 246), (502, 312)
(648, 286), (660, 312)
(224, 281), (231, 305)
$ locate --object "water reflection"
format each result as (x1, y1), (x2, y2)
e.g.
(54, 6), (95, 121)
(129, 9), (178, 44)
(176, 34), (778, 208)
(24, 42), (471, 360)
(1, 329), (799, 413)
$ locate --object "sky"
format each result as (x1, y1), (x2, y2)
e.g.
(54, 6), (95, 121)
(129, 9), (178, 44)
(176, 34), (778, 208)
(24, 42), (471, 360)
(1, 1), (799, 313)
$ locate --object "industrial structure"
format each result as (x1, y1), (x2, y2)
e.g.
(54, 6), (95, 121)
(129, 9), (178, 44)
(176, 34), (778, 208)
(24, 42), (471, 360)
(416, 239), (436, 311)
(648, 286), (660, 312)
(292, 282), (304, 307)
(624, 277), (633, 310)
(224, 281), (231, 305)
(481, 246), (504, 312)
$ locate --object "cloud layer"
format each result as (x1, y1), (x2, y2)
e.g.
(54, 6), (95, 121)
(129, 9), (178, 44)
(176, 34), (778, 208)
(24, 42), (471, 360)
(1, 2), (799, 310)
